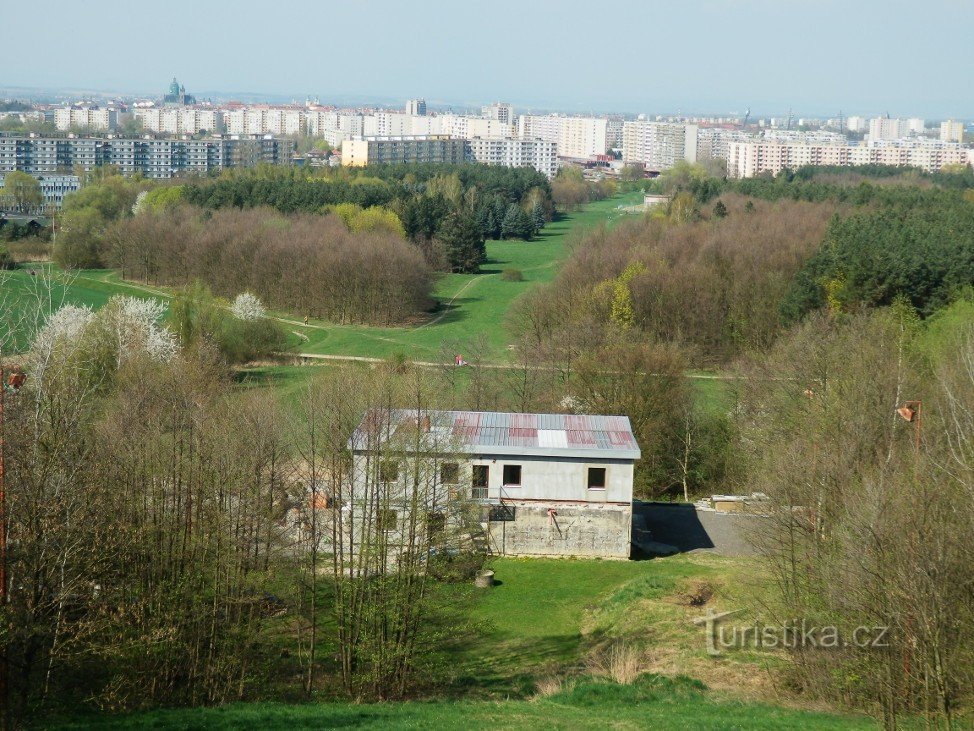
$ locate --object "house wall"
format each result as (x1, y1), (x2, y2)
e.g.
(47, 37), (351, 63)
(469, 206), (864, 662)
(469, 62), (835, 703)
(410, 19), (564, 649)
(469, 454), (633, 504)
(349, 451), (635, 559)
(485, 502), (632, 559)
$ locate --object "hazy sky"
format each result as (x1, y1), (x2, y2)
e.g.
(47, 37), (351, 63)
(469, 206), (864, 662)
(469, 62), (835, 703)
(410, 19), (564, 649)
(6, 0), (973, 117)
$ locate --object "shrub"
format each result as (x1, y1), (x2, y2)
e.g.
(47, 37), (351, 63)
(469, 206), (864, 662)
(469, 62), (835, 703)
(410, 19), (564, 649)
(501, 268), (524, 282)
(0, 246), (15, 270)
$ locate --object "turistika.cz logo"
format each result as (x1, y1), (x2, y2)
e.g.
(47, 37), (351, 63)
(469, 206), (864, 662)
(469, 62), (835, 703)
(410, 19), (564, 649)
(692, 609), (891, 657)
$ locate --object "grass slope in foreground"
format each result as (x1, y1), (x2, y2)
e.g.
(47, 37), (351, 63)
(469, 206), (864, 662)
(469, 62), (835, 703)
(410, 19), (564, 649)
(54, 556), (873, 730)
(60, 684), (873, 730)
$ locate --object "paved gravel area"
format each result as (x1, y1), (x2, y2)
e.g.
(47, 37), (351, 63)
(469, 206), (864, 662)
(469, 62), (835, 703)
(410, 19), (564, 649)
(634, 502), (765, 557)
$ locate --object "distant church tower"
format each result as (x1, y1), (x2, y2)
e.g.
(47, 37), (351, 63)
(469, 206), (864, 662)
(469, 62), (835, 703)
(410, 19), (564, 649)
(163, 77), (195, 106)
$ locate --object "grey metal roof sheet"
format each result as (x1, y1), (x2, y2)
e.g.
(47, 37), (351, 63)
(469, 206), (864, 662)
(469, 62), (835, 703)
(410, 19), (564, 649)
(350, 409), (641, 460)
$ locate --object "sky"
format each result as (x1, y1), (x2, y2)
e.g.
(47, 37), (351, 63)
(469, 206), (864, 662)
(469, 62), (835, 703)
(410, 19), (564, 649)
(5, 0), (973, 118)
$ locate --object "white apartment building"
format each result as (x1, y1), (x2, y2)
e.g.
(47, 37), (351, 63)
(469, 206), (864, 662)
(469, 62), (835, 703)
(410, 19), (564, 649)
(136, 108), (224, 135)
(466, 137), (558, 178)
(727, 140), (970, 178)
(941, 120), (965, 143)
(517, 115), (610, 159)
(695, 128), (755, 162)
(846, 116), (867, 133)
(907, 118), (926, 134)
(868, 117), (911, 141)
(305, 111), (365, 145)
(439, 115), (513, 140)
(482, 103), (514, 125)
(224, 108), (304, 136)
(621, 121), (698, 170)
(54, 107), (117, 131)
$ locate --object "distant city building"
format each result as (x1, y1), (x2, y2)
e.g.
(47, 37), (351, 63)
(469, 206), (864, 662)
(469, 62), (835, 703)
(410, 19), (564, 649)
(0, 172), (79, 212)
(868, 117), (912, 141)
(0, 134), (293, 183)
(846, 116), (867, 133)
(341, 135), (467, 167)
(404, 98), (427, 116)
(727, 140), (971, 178)
(224, 107), (304, 136)
(940, 119), (965, 143)
(482, 102), (514, 125)
(621, 121), (698, 171)
(517, 115), (609, 160)
(466, 137), (558, 178)
(163, 77), (196, 106)
(907, 118), (926, 134)
(54, 107), (117, 131)
(135, 108), (224, 135)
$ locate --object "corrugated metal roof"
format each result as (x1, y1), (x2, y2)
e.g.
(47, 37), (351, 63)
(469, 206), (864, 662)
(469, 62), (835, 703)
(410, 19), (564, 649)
(350, 409), (641, 461)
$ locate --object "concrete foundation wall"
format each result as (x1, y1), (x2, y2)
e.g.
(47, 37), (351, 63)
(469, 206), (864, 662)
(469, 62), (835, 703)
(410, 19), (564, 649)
(485, 502), (632, 559)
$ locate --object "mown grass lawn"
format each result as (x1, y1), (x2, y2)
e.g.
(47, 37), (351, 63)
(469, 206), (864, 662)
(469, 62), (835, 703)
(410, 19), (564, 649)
(2, 194), (642, 362)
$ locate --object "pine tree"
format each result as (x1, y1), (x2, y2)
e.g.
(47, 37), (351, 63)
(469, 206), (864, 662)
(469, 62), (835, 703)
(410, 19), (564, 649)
(531, 202), (546, 233)
(501, 204), (533, 240)
(437, 211), (486, 272)
(713, 200), (728, 219)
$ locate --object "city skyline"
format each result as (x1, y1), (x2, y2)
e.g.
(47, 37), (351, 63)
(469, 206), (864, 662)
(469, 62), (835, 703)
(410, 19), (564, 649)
(4, 0), (973, 119)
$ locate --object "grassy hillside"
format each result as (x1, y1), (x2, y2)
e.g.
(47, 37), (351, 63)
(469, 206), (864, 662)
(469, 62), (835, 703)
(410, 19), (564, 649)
(52, 555), (874, 730)
(2, 194), (642, 361)
(57, 682), (874, 730)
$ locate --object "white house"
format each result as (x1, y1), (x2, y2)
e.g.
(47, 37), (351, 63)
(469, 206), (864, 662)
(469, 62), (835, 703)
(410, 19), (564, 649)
(349, 409), (641, 559)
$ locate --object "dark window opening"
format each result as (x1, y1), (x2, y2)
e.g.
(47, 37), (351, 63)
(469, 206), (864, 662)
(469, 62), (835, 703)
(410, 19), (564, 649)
(377, 509), (397, 532)
(587, 467), (607, 490)
(441, 462), (459, 485)
(472, 464), (489, 499)
(503, 464), (522, 487)
(379, 459), (399, 483)
(427, 511), (446, 540)
(488, 505), (516, 522)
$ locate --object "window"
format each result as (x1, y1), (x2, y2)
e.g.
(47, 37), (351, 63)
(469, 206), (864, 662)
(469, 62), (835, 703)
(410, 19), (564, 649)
(379, 459), (399, 483)
(426, 511), (445, 540)
(440, 462), (459, 485)
(377, 509), (397, 532)
(488, 505), (516, 522)
(587, 467), (607, 490)
(502, 464), (522, 487)
(472, 465), (489, 500)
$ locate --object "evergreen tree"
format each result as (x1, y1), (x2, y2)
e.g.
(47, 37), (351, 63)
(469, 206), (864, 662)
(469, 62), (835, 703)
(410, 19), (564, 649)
(713, 200), (728, 218)
(501, 203), (533, 240)
(531, 202), (546, 233)
(437, 211), (486, 272)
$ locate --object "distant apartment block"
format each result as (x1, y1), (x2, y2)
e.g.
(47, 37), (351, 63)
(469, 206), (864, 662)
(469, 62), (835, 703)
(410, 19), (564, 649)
(341, 135), (468, 166)
(0, 134), (294, 183)
(405, 99), (427, 116)
(341, 135), (557, 177)
(466, 137), (558, 178)
(941, 120), (965, 143)
(224, 108), (304, 136)
(517, 115), (610, 160)
(621, 121), (698, 171)
(135, 108), (225, 135)
(54, 107), (117, 131)
(306, 111), (365, 146)
(559, 116), (610, 160)
(482, 103), (514, 125)
(868, 117), (913, 141)
(726, 140), (971, 178)
(0, 172), (80, 212)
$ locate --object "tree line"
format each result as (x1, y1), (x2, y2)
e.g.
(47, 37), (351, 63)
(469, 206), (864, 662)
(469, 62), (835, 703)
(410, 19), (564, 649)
(104, 206), (434, 325)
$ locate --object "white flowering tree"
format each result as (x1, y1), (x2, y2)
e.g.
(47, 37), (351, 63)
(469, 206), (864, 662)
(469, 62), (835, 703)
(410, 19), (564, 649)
(230, 292), (267, 322)
(29, 295), (178, 390)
